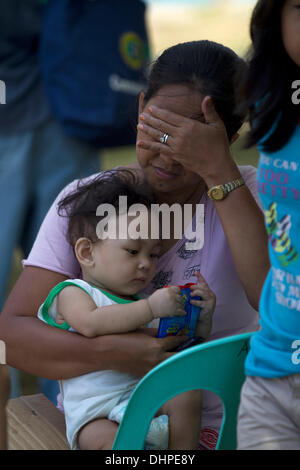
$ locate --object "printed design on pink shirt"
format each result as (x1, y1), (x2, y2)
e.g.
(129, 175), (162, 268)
(176, 240), (199, 259)
(183, 264), (201, 281)
(265, 202), (298, 268)
(151, 270), (173, 289)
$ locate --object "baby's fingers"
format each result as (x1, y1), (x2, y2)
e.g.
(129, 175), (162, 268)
(174, 305), (187, 317)
(163, 305), (186, 318)
(190, 287), (215, 301)
(174, 297), (186, 317)
(190, 298), (215, 308)
(169, 286), (185, 304)
(193, 271), (209, 287)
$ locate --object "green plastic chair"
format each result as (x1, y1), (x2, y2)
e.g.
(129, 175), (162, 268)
(112, 331), (254, 450)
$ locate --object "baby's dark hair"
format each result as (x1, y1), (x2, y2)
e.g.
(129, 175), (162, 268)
(143, 40), (247, 140)
(58, 169), (156, 249)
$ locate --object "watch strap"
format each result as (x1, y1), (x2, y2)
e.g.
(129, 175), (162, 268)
(207, 176), (245, 200)
(222, 177), (245, 195)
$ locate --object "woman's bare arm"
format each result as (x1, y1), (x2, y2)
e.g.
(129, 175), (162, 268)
(0, 267), (185, 379)
(137, 98), (270, 310)
(195, 99), (269, 309)
(204, 176), (269, 310)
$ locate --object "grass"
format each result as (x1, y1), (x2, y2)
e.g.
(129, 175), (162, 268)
(146, 2), (255, 57)
(7, 2), (259, 396)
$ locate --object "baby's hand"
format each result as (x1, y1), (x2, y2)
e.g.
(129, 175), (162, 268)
(148, 286), (186, 319)
(190, 272), (216, 341)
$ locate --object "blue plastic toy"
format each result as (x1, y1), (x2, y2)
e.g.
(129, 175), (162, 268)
(157, 283), (201, 339)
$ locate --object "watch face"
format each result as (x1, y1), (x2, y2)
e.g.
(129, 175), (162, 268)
(211, 187), (224, 200)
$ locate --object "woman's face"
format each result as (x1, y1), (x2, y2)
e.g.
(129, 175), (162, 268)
(136, 84), (204, 199)
(281, 0), (300, 67)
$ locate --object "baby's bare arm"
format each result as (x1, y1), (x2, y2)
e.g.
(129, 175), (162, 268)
(57, 286), (154, 337)
(0, 266), (187, 380)
(57, 285), (186, 338)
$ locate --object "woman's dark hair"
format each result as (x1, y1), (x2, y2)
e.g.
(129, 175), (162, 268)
(240, 0), (300, 152)
(143, 40), (247, 140)
(58, 169), (156, 248)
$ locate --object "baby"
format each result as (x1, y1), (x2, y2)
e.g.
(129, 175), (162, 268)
(38, 170), (216, 450)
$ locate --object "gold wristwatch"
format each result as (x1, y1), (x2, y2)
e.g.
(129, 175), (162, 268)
(207, 177), (245, 201)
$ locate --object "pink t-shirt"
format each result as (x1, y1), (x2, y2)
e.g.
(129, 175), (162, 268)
(24, 165), (260, 450)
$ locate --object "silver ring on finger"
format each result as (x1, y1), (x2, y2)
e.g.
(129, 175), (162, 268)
(159, 133), (169, 145)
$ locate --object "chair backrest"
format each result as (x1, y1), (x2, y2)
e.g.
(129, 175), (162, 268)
(112, 331), (254, 450)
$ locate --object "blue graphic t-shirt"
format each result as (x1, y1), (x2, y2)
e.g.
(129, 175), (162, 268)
(245, 125), (300, 377)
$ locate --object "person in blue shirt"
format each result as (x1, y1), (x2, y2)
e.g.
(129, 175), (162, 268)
(0, 0), (101, 401)
(237, 0), (300, 450)
(0, 0), (148, 404)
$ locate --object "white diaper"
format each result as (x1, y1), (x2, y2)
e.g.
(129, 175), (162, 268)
(108, 397), (169, 450)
